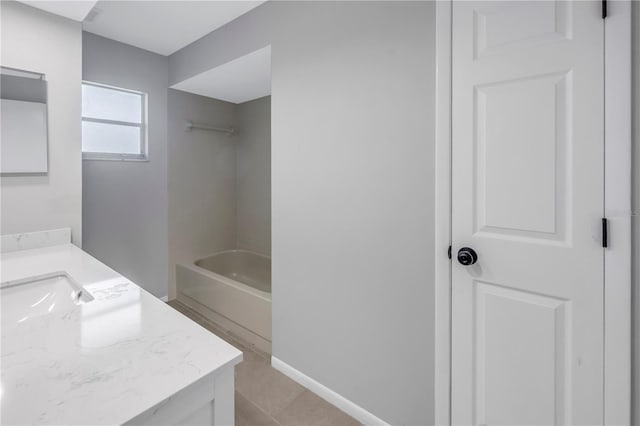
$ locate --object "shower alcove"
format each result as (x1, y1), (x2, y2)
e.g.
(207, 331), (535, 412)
(168, 47), (272, 353)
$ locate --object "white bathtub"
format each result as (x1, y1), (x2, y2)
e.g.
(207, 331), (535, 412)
(176, 249), (271, 353)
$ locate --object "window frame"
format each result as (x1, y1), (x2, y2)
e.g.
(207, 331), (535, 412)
(81, 80), (148, 161)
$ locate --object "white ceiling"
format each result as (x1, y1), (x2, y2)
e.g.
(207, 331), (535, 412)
(82, 0), (266, 56)
(18, 0), (271, 103)
(17, 1), (98, 21)
(171, 45), (271, 104)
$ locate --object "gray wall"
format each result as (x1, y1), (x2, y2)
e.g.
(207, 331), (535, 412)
(170, 2), (436, 424)
(271, 5), (434, 423)
(632, 2), (639, 423)
(1, 2), (82, 244)
(82, 33), (169, 298)
(167, 89), (237, 299)
(236, 96), (271, 255)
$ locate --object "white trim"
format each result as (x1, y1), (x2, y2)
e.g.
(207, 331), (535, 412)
(604, 1), (632, 424)
(160, 295), (169, 302)
(81, 153), (149, 162)
(434, 1), (452, 425)
(270, 357), (390, 426)
(434, 1), (632, 424)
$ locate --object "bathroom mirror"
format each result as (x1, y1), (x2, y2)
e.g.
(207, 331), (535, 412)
(0, 67), (49, 174)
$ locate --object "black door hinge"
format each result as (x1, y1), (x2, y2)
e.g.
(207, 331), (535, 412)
(448, 245), (452, 260)
(602, 218), (609, 248)
(602, 0), (607, 19)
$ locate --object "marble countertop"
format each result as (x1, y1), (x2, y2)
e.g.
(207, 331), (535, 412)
(1, 242), (243, 425)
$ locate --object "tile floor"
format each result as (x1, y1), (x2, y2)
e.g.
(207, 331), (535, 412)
(167, 300), (361, 426)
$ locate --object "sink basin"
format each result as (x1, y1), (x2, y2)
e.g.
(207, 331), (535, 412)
(1, 272), (94, 324)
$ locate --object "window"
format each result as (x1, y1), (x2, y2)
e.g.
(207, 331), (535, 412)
(82, 82), (147, 160)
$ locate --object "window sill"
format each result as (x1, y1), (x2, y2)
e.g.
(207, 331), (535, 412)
(82, 153), (148, 162)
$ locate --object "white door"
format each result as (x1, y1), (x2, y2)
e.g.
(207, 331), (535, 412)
(451, 1), (604, 425)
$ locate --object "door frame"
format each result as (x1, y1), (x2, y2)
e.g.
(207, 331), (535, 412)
(433, 1), (633, 425)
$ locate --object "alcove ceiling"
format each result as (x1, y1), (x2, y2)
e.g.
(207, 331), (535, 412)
(171, 46), (271, 104)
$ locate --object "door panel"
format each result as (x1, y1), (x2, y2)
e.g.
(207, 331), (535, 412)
(473, 1), (572, 59)
(476, 71), (569, 240)
(451, 2), (604, 425)
(475, 281), (571, 426)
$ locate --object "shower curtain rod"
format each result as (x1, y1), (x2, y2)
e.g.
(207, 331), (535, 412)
(185, 121), (235, 136)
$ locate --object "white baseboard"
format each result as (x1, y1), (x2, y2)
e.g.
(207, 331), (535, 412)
(271, 356), (389, 426)
(160, 296), (169, 302)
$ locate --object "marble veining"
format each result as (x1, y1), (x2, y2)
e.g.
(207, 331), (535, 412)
(1, 242), (242, 425)
(1, 228), (71, 253)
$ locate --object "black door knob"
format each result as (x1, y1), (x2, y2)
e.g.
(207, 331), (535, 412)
(457, 247), (478, 266)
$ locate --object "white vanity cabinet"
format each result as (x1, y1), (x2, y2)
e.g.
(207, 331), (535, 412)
(125, 368), (235, 426)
